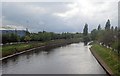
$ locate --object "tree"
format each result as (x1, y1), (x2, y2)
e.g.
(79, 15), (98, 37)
(118, 29), (120, 54)
(20, 36), (25, 42)
(105, 19), (111, 30)
(83, 24), (88, 36)
(115, 26), (118, 32)
(2, 34), (9, 44)
(2, 33), (20, 44)
(24, 35), (31, 42)
(98, 24), (101, 30)
(83, 23), (89, 45)
(91, 29), (97, 40)
(90, 19), (119, 55)
(111, 26), (114, 32)
(10, 33), (19, 42)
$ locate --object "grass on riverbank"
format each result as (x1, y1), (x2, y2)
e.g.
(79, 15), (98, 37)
(91, 43), (120, 76)
(2, 38), (81, 57)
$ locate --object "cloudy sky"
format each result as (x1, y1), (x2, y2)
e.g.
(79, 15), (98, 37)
(1, 0), (119, 33)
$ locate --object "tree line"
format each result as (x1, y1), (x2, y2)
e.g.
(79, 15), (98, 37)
(2, 31), (82, 44)
(2, 19), (119, 54)
(83, 19), (119, 54)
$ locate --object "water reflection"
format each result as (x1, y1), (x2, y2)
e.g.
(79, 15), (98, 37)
(2, 43), (106, 74)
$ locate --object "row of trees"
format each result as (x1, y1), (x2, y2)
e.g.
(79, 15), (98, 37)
(2, 33), (20, 44)
(30, 31), (82, 41)
(2, 31), (82, 44)
(90, 19), (119, 54)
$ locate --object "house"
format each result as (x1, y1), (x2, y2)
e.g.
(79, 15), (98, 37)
(0, 29), (28, 37)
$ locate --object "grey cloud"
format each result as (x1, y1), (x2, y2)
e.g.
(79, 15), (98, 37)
(2, 1), (118, 32)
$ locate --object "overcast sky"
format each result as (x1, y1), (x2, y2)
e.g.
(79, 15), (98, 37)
(1, 0), (119, 33)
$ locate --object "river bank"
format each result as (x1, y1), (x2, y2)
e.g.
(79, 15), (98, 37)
(1, 38), (81, 60)
(90, 43), (120, 76)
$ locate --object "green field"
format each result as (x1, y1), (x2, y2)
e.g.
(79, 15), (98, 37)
(91, 43), (120, 76)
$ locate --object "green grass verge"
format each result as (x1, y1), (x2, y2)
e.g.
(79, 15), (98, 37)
(91, 43), (120, 75)
(2, 42), (45, 57)
(2, 38), (81, 57)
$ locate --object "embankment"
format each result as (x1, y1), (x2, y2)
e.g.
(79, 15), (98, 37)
(1, 38), (81, 60)
(90, 44), (120, 76)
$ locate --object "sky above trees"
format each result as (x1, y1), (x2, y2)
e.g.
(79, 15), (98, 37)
(0, 0), (119, 33)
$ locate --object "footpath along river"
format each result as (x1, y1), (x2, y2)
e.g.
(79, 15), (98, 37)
(2, 42), (106, 74)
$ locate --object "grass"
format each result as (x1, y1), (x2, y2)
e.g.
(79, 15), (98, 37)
(91, 43), (120, 76)
(2, 42), (45, 57)
(2, 38), (81, 57)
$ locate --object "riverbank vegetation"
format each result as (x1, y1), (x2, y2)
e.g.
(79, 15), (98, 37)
(90, 19), (119, 55)
(90, 19), (120, 75)
(2, 38), (81, 57)
(2, 30), (82, 57)
(2, 31), (82, 44)
(91, 43), (120, 75)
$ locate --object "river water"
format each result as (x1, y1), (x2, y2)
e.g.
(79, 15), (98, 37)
(2, 43), (106, 74)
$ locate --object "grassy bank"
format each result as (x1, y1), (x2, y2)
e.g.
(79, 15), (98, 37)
(90, 43), (120, 76)
(2, 38), (81, 57)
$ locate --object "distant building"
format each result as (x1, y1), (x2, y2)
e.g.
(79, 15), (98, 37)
(0, 29), (28, 37)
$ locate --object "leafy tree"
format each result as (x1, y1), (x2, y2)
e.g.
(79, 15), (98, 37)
(111, 26), (114, 32)
(2, 34), (9, 44)
(102, 31), (114, 47)
(20, 36), (25, 42)
(83, 24), (88, 36)
(2, 33), (20, 44)
(83, 23), (89, 45)
(105, 19), (111, 30)
(24, 35), (31, 42)
(98, 24), (101, 30)
(115, 26), (118, 32)
(90, 19), (119, 54)
(91, 29), (97, 40)
(10, 33), (19, 42)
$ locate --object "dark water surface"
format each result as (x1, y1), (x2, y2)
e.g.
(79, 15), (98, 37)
(2, 43), (106, 74)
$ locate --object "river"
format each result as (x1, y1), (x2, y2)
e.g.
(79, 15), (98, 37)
(2, 42), (106, 74)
